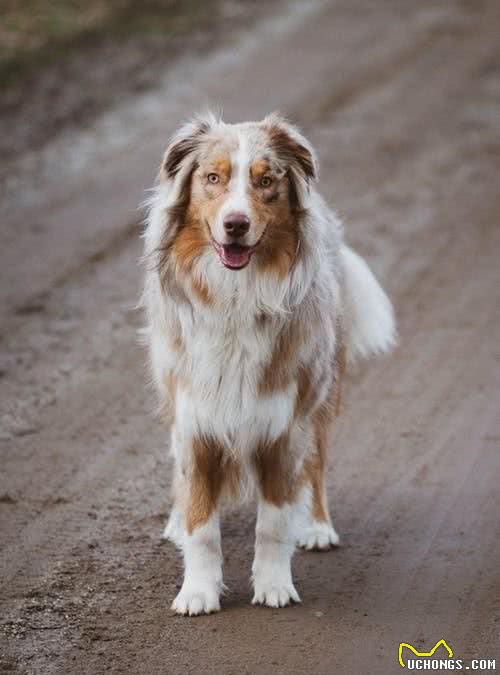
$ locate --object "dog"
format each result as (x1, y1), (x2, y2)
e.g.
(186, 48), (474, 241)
(142, 112), (396, 615)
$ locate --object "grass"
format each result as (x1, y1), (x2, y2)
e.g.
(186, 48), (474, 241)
(0, 0), (221, 88)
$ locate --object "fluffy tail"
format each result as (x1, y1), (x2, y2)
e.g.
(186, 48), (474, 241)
(341, 244), (397, 365)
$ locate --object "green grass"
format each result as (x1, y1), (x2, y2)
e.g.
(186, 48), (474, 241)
(0, 0), (220, 88)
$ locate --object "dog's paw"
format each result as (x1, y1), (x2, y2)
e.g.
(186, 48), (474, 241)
(172, 584), (221, 616)
(297, 521), (340, 550)
(252, 581), (300, 608)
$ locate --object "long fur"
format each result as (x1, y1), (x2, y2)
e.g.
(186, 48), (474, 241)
(141, 112), (396, 615)
(340, 244), (397, 364)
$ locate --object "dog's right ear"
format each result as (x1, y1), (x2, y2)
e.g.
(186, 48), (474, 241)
(160, 112), (218, 181)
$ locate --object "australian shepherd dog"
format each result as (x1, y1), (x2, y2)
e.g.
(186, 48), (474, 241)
(142, 112), (396, 615)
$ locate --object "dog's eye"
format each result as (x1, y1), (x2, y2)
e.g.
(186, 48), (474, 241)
(260, 175), (273, 188)
(207, 173), (220, 184)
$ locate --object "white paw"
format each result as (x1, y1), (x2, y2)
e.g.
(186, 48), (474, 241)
(172, 584), (221, 616)
(297, 521), (340, 550)
(161, 509), (184, 547)
(252, 581), (300, 608)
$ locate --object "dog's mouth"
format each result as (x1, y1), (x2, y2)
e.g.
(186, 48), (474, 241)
(211, 239), (257, 270)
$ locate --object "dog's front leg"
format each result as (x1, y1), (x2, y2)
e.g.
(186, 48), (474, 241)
(252, 435), (301, 608)
(171, 435), (225, 616)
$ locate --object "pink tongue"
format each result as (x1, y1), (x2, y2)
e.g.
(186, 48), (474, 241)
(221, 246), (252, 268)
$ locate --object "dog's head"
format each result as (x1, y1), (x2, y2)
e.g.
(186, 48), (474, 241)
(158, 112), (318, 278)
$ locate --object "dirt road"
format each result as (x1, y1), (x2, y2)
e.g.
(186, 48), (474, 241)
(1, 1), (499, 673)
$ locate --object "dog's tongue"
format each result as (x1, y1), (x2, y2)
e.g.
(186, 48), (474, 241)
(220, 244), (252, 269)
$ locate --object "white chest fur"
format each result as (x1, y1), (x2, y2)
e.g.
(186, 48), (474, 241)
(170, 304), (295, 454)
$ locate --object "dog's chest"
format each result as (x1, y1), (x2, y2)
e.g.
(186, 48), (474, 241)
(176, 314), (296, 451)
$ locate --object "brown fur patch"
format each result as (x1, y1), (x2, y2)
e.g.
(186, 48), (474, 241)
(295, 364), (316, 418)
(161, 154), (228, 304)
(302, 400), (335, 523)
(165, 372), (177, 398)
(253, 341), (346, 512)
(186, 436), (240, 533)
(160, 372), (178, 424)
(171, 333), (183, 351)
(301, 340), (346, 521)
(210, 156), (232, 183)
(298, 397), (335, 523)
(253, 434), (297, 506)
(264, 119), (315, 217)
(266, 124), (316, 181)
(191, 275), (212, 305)
(254, 187), (300, 278)
(250, 159), (271, 182)
(302, 449), (329, 523)
(258, 321), (300, 395)
(158, 162), (196, 294)
(172, 216), (210, 273)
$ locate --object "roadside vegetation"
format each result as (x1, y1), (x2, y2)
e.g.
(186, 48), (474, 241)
(1, 0), (228, 88)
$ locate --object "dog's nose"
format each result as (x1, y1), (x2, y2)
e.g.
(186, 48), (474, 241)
(223, 213), (250, 238)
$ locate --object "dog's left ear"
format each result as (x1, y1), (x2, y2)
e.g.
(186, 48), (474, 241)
(264, 112), (318, 184)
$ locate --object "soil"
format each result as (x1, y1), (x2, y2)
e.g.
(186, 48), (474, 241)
(0, 0), (269, 174)
(1, 1), (499, 673)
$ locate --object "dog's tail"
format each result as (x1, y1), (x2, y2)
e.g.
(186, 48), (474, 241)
(341, 244), (397, 365)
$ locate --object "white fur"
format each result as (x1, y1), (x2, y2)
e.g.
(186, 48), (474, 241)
(169, 311), (298, 453)
(212, 130), (255, 245)
(161, 505), (183, 546)
(341, 245), (397, 365)
(252, 500), (300, 607)
(298, 520), (340, 550)
(142, 114), (395, 614)
(171, 513), (223, 615)
(293, 484), (340, 550)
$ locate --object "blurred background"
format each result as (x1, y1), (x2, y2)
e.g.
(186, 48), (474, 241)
(1, 2), (499, 674)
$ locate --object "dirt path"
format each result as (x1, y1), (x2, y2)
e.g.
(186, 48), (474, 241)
(1, 1), (499, 673)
